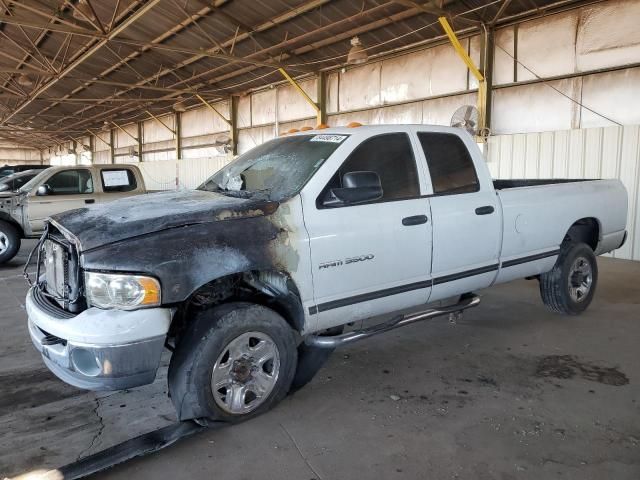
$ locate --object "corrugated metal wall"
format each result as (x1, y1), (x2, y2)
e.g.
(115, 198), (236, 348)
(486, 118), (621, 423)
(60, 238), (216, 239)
(487, 125), (640, 260)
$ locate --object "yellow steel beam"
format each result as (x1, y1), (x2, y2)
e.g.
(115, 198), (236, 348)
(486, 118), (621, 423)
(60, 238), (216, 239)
(278, 68), (322, 125)
(438, 16), (483, 82)
(196, 94), (232, 126)
(438, 16), (487, 136)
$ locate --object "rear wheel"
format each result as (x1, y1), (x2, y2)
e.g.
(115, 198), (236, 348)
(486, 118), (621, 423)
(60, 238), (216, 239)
(0, 221), (20, 264)
(168, 302), (297, 424)
(539, 242), (598, 315)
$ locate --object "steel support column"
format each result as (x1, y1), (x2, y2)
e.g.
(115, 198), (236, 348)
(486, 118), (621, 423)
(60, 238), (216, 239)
(316, 71), (327, 126)
(137, 121), (143, 161)
(230, 95), (239, 156)
(175, 111), (182, 160)
(109, 128), (115, 164)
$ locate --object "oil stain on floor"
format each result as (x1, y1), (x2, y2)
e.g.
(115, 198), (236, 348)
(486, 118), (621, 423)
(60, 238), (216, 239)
(535, 354), (630, 386)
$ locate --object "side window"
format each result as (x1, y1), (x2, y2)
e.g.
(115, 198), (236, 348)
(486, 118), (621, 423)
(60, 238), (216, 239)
(418, 132), (479, 195)
(101, 169), (137, 193)
(319, 133), (419, 207)
(46, 169), (93, 195)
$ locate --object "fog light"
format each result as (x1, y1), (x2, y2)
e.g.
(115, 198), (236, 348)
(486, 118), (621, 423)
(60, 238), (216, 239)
(71, 348), (102, 377)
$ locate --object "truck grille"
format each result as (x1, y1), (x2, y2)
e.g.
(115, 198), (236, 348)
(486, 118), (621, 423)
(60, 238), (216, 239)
(39, 226), (84, 313)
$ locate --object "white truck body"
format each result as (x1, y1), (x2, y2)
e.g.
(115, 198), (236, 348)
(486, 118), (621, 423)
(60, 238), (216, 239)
(25, 125), (627, 413)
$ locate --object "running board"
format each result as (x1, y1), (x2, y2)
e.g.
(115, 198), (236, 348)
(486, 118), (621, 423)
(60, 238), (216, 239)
(304, 294), (481, 349)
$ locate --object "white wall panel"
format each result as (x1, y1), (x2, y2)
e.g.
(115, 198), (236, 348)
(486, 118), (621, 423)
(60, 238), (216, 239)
(468, 36), (480, 90)
(143, 115), (175, 143)
(488, 125), (640, 260)
(251, 89), (276, 126)
(492, 79), (581, 134)
(278, 78), (317, 122)
(576, 0), (640, 72)
(114, 124), (137, 148)
(422, 93), (477, 126)
(339, 62), (382, 111)
(371, 102), (422, 124)
(493, 27), (515, 85)
(580, 68), (640, 128)
(327, 72), (339, 114)
(428, 43), (468, 96)
(181, 102), (230, 137)
(380, 49), (432, 103)
(516, 13), (578, 81)
(237, 95), (251, 128)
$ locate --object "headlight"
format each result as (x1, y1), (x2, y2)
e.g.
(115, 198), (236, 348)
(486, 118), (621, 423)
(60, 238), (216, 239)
(84, 272), (161, 310)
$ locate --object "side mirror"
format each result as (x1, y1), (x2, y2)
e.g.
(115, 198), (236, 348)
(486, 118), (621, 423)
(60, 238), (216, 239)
(36, 184), (51, 196)
(323, 171), (383, 207)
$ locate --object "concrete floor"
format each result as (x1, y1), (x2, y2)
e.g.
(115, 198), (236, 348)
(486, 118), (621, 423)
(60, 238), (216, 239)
(1, 241), (639, 479)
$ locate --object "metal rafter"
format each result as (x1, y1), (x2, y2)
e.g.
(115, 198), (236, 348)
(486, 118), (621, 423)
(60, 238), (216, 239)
(21, 0), (315, 127)
(53, 1), (412, 130)
(0, 0), (162, 126)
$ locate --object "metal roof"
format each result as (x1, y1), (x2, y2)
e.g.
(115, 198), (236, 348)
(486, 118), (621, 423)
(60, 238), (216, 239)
(0, 0), (591, 148)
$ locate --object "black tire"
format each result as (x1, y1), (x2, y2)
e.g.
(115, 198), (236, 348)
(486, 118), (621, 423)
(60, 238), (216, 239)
(0, 220), (21, 265)
(539, 242), (598, 315)
(168, 302), (298, 424)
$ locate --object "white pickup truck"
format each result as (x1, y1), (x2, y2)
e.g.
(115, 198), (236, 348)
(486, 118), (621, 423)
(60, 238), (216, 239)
(0, 164), (145, 264)
(26, 125), (627, 425)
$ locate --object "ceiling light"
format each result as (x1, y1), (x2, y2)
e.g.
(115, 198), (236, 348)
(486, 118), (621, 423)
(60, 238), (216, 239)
(347, 36), (368, 65)
(73, 0), (96, 21)
(173, 99), (187, 112)
(17, 74), (33, 87)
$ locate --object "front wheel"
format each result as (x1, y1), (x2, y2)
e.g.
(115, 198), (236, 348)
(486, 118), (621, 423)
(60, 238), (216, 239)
(539, 242), (598, 315)
(168, 302), (298, 423)
(0, 220), (21, 265)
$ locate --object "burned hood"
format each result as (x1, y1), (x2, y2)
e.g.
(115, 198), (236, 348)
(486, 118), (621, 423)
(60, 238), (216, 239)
(50, 189), (279, 251)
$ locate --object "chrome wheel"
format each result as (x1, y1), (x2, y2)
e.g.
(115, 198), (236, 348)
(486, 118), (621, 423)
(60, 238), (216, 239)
(211, 331), (280, 415)
(0, 231), (8, 255)
(568, 256), (593, 302)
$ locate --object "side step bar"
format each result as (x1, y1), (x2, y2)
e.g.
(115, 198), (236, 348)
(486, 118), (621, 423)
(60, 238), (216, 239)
(304, 294), (481, 349)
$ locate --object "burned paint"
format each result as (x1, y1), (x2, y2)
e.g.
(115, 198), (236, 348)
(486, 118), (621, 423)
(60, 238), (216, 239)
(53, 190), (306, 308)
(50, 190), (280, 252)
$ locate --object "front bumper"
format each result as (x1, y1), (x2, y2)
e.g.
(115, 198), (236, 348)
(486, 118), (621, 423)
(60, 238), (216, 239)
(27, 287), (172, 391)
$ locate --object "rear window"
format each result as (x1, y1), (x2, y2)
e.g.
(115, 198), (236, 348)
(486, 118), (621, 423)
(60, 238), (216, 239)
(101, 169), (137, 193)
(418, 132), (479, 195)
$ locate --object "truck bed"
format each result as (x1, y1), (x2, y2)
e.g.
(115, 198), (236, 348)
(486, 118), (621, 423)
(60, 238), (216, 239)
(493, 179), (597, 190)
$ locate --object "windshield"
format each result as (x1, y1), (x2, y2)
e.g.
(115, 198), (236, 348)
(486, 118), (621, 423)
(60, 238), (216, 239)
(18, 168), (51, 194)
(198, 134), (348, 201)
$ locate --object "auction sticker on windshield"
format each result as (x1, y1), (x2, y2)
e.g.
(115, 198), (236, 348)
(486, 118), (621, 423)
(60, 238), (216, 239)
(310, 134), (348, 143)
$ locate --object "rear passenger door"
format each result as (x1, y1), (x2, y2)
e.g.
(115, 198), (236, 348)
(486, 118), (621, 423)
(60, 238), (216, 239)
(413, 129), (501, 301)
(303, 131), (433, 331)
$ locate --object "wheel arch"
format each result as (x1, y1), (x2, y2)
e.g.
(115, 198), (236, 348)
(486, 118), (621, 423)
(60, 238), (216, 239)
(563, 217), (600, 251)
(0, 212), (25, 238)
(169, 270), (306, 342)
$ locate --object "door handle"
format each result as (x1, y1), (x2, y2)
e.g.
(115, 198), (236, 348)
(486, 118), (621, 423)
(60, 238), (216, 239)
(475, 206), (494, 215)
(85, 199), (95, 204)
(402, 215), (428, 226)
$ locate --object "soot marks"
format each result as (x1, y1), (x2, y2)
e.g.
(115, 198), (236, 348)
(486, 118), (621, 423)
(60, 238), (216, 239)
(535, 355), (629, 386)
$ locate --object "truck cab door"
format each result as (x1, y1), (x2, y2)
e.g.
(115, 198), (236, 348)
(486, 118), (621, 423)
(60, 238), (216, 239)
(301, 131), (433, 331)
(27, 168), (96, 234)
(412, 128), (501, 302)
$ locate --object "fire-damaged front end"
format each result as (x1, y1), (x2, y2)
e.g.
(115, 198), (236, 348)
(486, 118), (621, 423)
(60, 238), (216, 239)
(25, 189), (307, 391)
